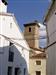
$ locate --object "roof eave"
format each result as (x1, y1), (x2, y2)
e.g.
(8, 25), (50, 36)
(44, 0), (56, 22)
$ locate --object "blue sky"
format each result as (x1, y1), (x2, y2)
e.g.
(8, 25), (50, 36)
(8, 0), (51, 31)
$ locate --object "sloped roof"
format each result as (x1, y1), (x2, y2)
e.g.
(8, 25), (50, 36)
(44, 0), (56, 22)
(30, 52), (46, 59)
(30, 47), (46, 59)
(24, 21), (40, 27)
(30, 47), (45, 52)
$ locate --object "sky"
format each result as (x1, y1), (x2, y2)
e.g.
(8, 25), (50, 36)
(7, 0), (51, 48)
(8, 0), (51, 30)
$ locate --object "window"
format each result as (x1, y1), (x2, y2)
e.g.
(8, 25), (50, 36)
(24, 68), (26, 75)
(7, 67), (12, 75)
(10, 23), (12, 28)
(9, 42), (13, 51)
(8, 50), (14, 62)
(9, 42), (13, 46)
(15, 68), (21, 75)
(36, 61), (41, 65)
(8, 42), (14, 62)
(55, 12), (56, 15)
(36, 71), (41, 75)
(29, 27), (31, 32)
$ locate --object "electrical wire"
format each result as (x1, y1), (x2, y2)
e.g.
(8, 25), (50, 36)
(0, 34), (44, 53)
(45, 30), (56, 49)
(0, 34), (29, 51)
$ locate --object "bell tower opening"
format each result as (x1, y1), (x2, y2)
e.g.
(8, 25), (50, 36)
(29, 27), (31, 32)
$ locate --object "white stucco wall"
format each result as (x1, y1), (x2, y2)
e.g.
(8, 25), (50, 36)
(29, 58), (46, 75)
(47, 9), (56, 44)
(0, 13), (29, 75)
(46, 44), (56, 75)
(46, 9), (56, 75)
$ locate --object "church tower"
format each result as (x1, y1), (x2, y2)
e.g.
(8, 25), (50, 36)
(0, 0), (8, 12)
(24, 21), (40, 49)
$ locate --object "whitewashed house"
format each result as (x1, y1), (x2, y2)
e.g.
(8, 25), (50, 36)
(0, 0), (29, 75)
(44, 0), (56, 75)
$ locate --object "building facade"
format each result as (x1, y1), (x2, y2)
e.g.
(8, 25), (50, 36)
(0, 0), (29, 75)
(44, 0), (56, 75)
(24, 21), (46, 75)
(29, 51), (46, 75)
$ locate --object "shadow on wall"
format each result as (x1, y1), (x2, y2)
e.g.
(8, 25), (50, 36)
(0, 45), (28, 75)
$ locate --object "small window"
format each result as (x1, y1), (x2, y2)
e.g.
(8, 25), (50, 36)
(9, 42), (13, 51)
(9, 42), (13, 46)
(29, 27), (31, 32)
(55, 12), (56, 15)
(10, 23), (12, 28)
(8, 50), (14, 62)
(15, 68), (21, 75)
(24, 68), (26, 75)
(7, 67), (12, 75)
(36, 71), (41, 75)
(36, 61), (41, 65)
